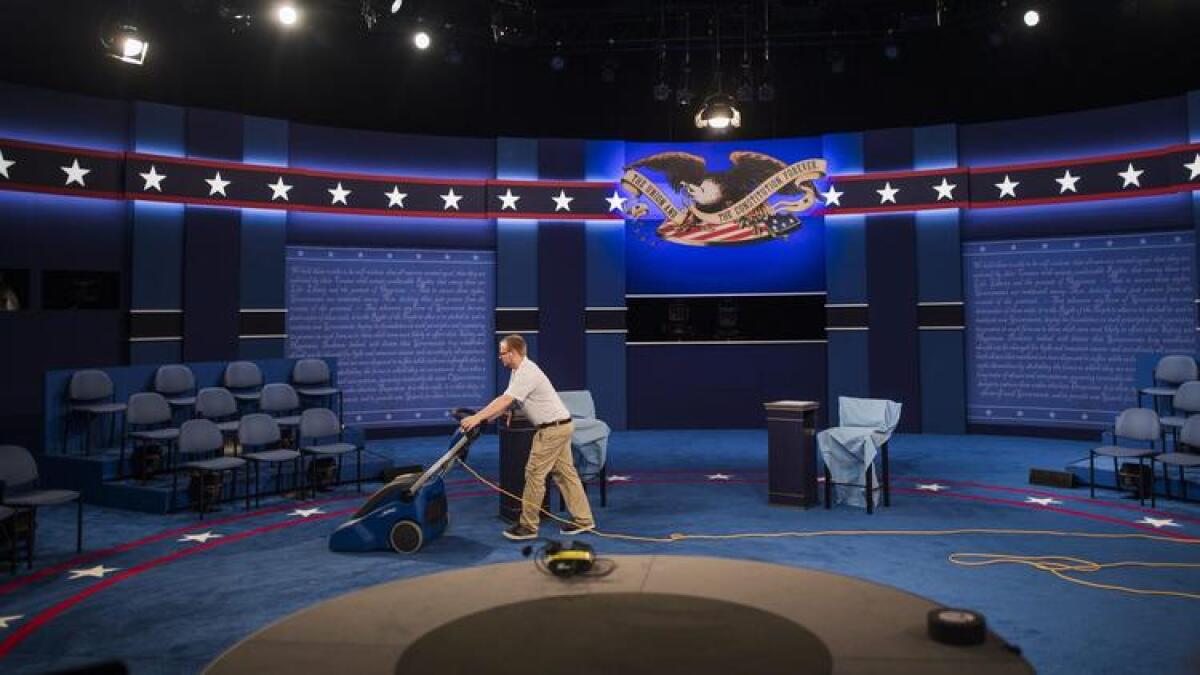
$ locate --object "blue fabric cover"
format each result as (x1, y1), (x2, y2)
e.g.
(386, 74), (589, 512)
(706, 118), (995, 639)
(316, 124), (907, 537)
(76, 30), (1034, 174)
(817, 397), (902, 508)
(558, 390), (609, 478)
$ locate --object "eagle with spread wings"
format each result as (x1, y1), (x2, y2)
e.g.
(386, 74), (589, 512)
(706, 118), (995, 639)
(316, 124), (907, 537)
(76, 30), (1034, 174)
(625, 150), (806, 215)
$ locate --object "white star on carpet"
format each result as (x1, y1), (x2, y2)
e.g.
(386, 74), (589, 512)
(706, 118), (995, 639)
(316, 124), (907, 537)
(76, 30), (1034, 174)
(706, 473), (733, 481)
(205, 171), (230, 197)
(0, 615), (23, 629)
(876, 182), (899, 204)
(328, 182), (351, 205)
(1055, 169), (1081, 194)
(0, 149), (13, 179)
(497, 188), (521, 211)
(440, 188), (463, 210)
(932, 177), (957, 201)
(67, 565), (120, 580)
(605, 190), (627, 212)
(1025, 496), (1063, 506)
(1136, 517), (1181, 529)
(820, 184), (844, 206)
(178, 531), (224, 543)
(290, 507), (325, 518)
(916, 483), (948, 492)
(607, 474), (631, 482)
(61, 158), (91, 187)
(139, 165), (166, 192)
(1185, 153), (1200, 181)
(1118, 163), (1144, 188)
(994, 175), (1019, 198)
(552, 189), (574, 212)
(268, 176), (293, 201)
(385, 186), (407, 208)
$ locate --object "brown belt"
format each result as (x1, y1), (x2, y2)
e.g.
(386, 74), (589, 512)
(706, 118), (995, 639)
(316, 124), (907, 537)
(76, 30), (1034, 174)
(537, 418), (571, 429)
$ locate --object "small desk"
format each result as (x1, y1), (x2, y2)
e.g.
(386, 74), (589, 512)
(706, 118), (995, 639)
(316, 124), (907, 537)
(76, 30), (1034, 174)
(764, 400), (820, 508)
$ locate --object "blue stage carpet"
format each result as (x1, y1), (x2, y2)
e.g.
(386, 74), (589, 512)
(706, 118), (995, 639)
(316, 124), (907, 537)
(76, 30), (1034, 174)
(2, 431), (1199, 674)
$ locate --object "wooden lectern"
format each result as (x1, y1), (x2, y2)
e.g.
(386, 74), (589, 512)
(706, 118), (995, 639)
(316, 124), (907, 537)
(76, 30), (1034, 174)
(763, 400), (821, 507)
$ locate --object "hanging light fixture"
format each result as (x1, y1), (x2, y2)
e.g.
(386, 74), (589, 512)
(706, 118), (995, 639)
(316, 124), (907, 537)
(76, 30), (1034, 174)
(695, 10), (740, 131)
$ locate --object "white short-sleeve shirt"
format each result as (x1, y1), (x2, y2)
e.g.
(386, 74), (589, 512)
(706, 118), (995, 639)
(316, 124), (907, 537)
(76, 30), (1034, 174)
(504, 358), (569, 426)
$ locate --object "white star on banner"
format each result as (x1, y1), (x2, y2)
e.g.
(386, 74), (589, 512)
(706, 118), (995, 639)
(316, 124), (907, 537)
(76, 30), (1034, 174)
(0, 615), (22, 629)
(916, 483), (948, 492)
(706, 473), (733, 481)
(607, 474), (631, 482)
(61, 158), (91, 187)
(290, 507), (325, 518)
(932, 177), (957, 201)
(995, 175), (1019, 198)
(68, 565), (120, 580)
(0, 149), (13, 179)
(1185, 154), (1200, 181)
(440, 188), (463, 210)
(1025, 496), (1063, 506)
(876, 182), (899, 204)
(1055, 169), (1081, 194)
(605, 190), (627, 212)
(497, 188), (521, 211)
(1137, 517), (1181, 529)
(328, 182), (351, 205)
(267, 176), (293, 201)
(205, 171), (231, 197)
(1118, 163), (1144, 188)
(552, 189), (574, 212)
(139, 165), (166, 192)
(820, 184), (844, 206)
(385, 186), (407, 208)
(178, 531), (224, 543)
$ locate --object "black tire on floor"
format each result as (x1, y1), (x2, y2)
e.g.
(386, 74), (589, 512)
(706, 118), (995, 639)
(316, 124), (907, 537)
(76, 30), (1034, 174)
(390, 520), (423, 553)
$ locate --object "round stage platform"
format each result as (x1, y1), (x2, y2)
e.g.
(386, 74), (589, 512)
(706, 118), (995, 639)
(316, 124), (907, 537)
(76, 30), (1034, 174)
(205, 555), (1032, 675)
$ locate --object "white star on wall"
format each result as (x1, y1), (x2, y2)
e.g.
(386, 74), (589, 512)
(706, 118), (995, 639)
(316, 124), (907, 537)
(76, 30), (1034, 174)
(552, 189), (574, 212)
(385, 186), (407, 208)
(876, 182), (899, 204)
(932, 177), (957, 201)
(1055, 169), (1081, 194)
(497, 188), (521, 211)
(1185, 153), (1200, 181)
(1118, 163), (1144, 188)
(994, 175), (1019, 198)
(440, 188), (463, 210)
(820, 184), (844, 206)
(268, 176), (293, 201)
(605, 190), (627, 212)
(178, 531), (224, 543)
(139, 165), (166, 192)
(328, 182), (352, 205)
(205, 171), (231, 197)
(0, 149), (13, 179)
(67, 565), (120, 580)
(61, 158), (91, 187)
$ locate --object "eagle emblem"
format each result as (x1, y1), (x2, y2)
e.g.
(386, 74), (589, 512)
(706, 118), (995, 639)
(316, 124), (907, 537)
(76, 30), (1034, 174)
(620, 151), (827, 246)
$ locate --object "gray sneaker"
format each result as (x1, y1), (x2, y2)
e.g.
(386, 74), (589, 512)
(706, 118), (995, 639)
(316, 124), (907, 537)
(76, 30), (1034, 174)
(503, 524), (538, 541)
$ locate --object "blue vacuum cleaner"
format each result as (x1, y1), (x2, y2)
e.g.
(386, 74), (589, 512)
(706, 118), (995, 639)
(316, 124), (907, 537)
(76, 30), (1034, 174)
(329, 410), (481, 554)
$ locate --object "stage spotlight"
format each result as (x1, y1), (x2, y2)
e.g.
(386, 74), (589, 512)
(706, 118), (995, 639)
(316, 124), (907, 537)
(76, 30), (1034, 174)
(652, 81), (671, 102)
(413, 30), (432, 49)
(549, 54), (566, 72)
(277, 4), (299, 26)
(102, 22), (149, 65)
(883, 43), (899, 60)
(1023, 9), (1040, 27)
(390, 0), (403, 12)
(217, 1), (255, 32)
(756, 81), (775, 102)
(694, 93), (741, 131)
(676, 87), (694, 107)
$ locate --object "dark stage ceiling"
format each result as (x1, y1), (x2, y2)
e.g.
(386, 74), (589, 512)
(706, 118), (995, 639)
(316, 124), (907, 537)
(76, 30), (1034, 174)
(0, 0), (1197, 141)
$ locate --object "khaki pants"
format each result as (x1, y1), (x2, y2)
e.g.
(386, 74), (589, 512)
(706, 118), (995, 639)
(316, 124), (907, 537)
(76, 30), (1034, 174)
(520, 421), (595, 530)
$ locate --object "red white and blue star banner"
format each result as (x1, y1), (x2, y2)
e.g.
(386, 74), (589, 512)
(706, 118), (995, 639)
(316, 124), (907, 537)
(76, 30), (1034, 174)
(0, 136), (1198, 221)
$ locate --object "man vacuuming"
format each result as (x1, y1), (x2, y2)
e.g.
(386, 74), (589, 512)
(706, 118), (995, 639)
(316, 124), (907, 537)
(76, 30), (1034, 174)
(459, 334), (597, 541)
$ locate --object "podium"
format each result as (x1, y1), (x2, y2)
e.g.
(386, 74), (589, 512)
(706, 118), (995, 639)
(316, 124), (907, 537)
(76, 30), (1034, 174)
(763, 400), (820, 507)
(498, 409), (537, 522)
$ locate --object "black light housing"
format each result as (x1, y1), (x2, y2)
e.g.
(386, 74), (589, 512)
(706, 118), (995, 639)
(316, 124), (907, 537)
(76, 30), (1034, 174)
(694, 93), (741, 130)
(102, 22), (149, 65)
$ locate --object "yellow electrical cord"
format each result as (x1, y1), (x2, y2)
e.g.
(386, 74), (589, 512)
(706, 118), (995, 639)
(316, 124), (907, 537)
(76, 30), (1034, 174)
(458, 459), (1200, 600)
